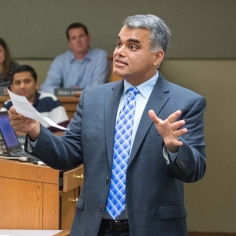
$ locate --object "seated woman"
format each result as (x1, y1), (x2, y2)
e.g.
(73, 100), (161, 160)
(0, 37), (19, 94)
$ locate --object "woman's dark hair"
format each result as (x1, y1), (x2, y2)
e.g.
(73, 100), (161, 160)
(0, 37), (12, 78)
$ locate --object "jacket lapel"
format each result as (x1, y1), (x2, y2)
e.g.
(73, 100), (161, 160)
(104, 81), (124, 170)
(128, 74), (170, 165)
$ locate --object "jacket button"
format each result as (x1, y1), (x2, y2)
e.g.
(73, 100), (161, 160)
(106, 177), (109, 184)
(179, 159), (186, 168)
(99, 205), (103, 212)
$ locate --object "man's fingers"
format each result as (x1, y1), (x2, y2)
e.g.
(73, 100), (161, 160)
(148, 110), (162, 124)
(8, 106), (24, 120)
(173, 128), (188, 138)
(168, 110), (181, 124)
(172, 120), (185, 131)
(148, 110), (156, 120)
(149, 110), (183, 127)
(173, 139), (184, 147)
(8, 106), (17, 114)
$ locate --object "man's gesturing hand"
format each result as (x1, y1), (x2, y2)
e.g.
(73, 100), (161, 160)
(148, 110), (187, 153)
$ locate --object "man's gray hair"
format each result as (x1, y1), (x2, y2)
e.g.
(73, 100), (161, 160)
(123, 14), (171, 53)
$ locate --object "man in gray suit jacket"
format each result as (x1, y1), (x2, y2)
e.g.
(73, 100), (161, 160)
(9, 14), (206, 236)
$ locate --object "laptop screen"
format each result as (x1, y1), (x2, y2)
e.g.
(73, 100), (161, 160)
(0, 112), (21, 152)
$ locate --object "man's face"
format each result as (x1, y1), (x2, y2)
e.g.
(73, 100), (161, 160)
(68, 27), (90, 54)
(11, 72), (38, 102)
(113, 26), (164, 85)
(0, 45), (5, 65)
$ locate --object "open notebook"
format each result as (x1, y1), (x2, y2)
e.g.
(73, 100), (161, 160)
(0, 111), (38, 161)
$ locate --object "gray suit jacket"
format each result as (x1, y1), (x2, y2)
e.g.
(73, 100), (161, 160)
(31, 74), (206, 236)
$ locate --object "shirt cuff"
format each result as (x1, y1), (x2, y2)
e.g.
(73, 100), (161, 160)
(27, 140), (37, 152)
(163, 145), (178, 164)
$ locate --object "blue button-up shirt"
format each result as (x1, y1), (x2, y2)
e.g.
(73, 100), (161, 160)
(41, 48), (111, 94)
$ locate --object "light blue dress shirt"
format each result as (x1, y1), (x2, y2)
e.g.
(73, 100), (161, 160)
(40, 48), (111, 94)
(118, 72), (159, 150)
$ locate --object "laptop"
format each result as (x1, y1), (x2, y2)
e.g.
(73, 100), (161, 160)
(0, 111), (38, 161)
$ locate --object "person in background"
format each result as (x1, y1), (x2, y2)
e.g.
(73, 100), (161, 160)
(1, 65), (69, 133)
(9, 14), (206, 236)
(40, 22), (111, 94)
(0, 37), (19, 94)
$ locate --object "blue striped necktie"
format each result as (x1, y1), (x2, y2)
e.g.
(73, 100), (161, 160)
(106, 87), (139, 219)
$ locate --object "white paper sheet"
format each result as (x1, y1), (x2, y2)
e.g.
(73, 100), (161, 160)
(7, 89), (69, 130)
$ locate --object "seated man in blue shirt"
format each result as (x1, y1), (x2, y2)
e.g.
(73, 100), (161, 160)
(1, 65), (69, 133)
(40, 22), (111, 94)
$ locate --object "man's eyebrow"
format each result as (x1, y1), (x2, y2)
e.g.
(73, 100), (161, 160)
(14, 78), (30, 82)
(117, 35), (140, 44)
(127, 38), (140, 44)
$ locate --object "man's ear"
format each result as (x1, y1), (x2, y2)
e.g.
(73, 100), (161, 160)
(87, 34), (91, 44)
(68, 40), (72, 49)
(152, 50), (165, 67)
(35, 82), (40, 90)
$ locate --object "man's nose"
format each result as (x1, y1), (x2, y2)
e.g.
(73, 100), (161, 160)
(115, 46), (126, 56)
(19, 82), (25, 88)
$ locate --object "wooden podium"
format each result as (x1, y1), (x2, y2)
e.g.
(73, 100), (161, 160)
(0, 230), (70, 236)
(0, 158), (83, 230)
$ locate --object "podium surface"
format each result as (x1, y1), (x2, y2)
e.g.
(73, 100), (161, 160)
(0, 230), (69, 236)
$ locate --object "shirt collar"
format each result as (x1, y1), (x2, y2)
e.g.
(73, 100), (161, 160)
(33, 90), (40, 107)
(84, 47), (93, 61)
(68, 50), (74, 62)
(123, 71), (159, 99)
(69, 48), (92, 62)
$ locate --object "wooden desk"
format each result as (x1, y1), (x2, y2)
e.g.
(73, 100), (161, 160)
(107, 55), (122, 82)
(0, 158), (83, 230)
(0, 96), (8, 108)
(0, 96), (80, 120)
(57, 96), (80, 120)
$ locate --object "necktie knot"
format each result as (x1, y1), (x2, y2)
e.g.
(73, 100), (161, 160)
(127, 87), (139, 97)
